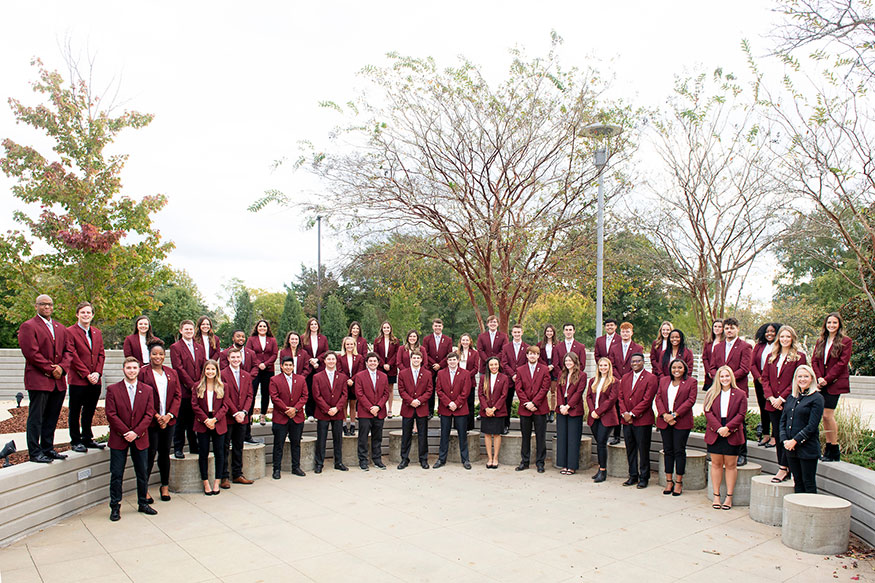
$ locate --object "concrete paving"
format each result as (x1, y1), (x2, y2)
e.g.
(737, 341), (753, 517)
(1, 457), (872, 582)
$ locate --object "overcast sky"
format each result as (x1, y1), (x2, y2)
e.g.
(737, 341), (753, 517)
(0, 0), (781, 312)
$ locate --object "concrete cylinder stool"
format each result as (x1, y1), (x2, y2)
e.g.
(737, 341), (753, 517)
(388, 430), (411, 463)
(343, 433), (370, 467)
(552, 435), (593, 470)
(749, 475), (795, 526)
(241, 442), (265, 481)
(705, 461), (762, 506)
(497, 432), (536, 466)
(658, 450), (707, 490)
(169, 453), (213, 493)
(280, 436), (317, 471)
(448, 430), (480, 463)
(782, 494), (851, 554)
(606, 442), (627, 478)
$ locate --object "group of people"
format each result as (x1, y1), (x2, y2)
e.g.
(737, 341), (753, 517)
(16, 294), (852, 521)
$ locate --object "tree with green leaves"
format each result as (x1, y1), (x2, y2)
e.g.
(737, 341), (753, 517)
(145, 270), (209, 344)
(322, 295), (347, 350)
(233, 289), (254, 335)
(359, 303), (380, 341)
(387, 287), (421, 338)
(0, 58), (173, 327)
(278, 287), (308, 340)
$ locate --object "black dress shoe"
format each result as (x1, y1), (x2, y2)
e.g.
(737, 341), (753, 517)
(737, 455), (747, 467)
(359, 463), (369, 471)
(71, 443), (87, 453)
(334, 463), (349, 471)
(609, 436), (621, 445)
(397, 459), (410, 470)
(174, 450), (185, 459)
(637, 480), (648, 489)
(374, 461), (386, 469)
(592, 470), (601, 479)
(314, 466), (323, 474)
(349, 426), (356, 435)
(515, 463), (528, 471)
(109, 506), (120, 521)
(160, 493), (172, 502)
(243, 437), (263, 445)
(292, 468), (306, 477)
(536, 466), (545, 473)
(764, 442), (776, 449)
(138, 504), (158, 515)
(433, 460), (446, 469)
(622, 477), (638, 486)
(83, 440), (105, 450)
(593, 470), (606, 483)
(502, 426), (510, 435)
(272, 469), (281, 479)
(547, 412), (555, 423)
(420, 462), (430, 469)
(342, 426), (350, 436)
(47, 450), (67, 460)
(145, 496), (154, 504)
(30, 454), (53, 463)
(463, 461), (472, 470)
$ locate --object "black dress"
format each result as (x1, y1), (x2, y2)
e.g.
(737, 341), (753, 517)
(481, 416), (505, 435)
(707, 416), (741, 456)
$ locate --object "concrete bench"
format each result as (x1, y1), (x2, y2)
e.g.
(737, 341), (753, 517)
(169, 453), (213, 493)
(387, 429), (480, 464)
(658, 449), (707, 490)
(551, 435), (592, 470)
(749, 475), (795, 526)
(240, 442), (265, 480)
(606, 442), (627, 478)
(782, 493), (851, 554)
(277, 436), (317, 472)
(705, 461), (762, 506)
(497, 432), (536, 466)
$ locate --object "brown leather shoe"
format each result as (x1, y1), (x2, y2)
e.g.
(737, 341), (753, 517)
(232, 476), (253, 484)
(219, 478), (231, 489)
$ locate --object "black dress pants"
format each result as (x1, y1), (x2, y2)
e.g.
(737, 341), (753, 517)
(173, 397), (198, 454)
(504, 384), (516, 430)
(109, 444), (148, 507)
(591, 419), (612, 468)
(147, 425), (173, 486)
(358, 417), (384, 465)
(223, 422), (246, 479)
(196, 430), (226, 481)
(315, 419), (344, 468)
(754, 380), (771, 435)
(272, 421), (304, 471)
(659, 426), (690, 475)
(623, 424), (652, 480)
(519, 414), (547, 467)
(401, 415), (429, 464)
(555, 414), (583, 470)
(788, 455), (818, 493)
(768, 409), (788, 467)
(26, 389), (65, 458)
(438, 415), (468, 463)
(68, 383), (100, 444)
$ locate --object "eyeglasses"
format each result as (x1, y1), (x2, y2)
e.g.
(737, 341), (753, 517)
(37, 302), (53, 306)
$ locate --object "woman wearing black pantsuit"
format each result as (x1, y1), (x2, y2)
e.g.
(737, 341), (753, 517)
(780, 364), (825, 494)
(555, 352), (586, 474)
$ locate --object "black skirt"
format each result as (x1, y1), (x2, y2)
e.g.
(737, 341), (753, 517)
(707, 416), (741, 456)
(481, 416), (506, 435)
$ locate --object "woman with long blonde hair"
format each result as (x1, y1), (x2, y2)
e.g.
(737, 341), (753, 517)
(192, 360), (228, 495)
(555, 352), (587, 475)
(704, 365), (747, 510)
(338, 336), (365, 435)
(779, 365), (825, 493)
(585, 357), (618, 483)
(650, 321), (673, 377)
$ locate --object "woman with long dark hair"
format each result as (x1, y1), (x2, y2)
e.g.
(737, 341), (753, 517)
(704, 365), (747, 510)
(348, 321), (369, 359)
(659, 329), (694, 379)
(538, 324), (559, 423)
(751, 322), (780, 447)
(555, 352), (586, 475)
(374, 321), (399, 418)
(139, 340), (181, 503)
(192, 360), (228, 496)
(457, 333), (480, 429)
(123, 315), (156, 365)
(478, 357), (508, 468)
(302, 317), (329, 419)
(280, 331), (311, 377)
(395, 329), (427, 372)
(701, 319), (724, 392)
(655, 359), (698, 496)
(650, 321), (673, 377)
(195, 316), (222, 362)
(246, 320), (277, 425)
(812, 312), (853, 462)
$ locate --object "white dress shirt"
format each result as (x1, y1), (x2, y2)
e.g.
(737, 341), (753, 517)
(719, 390), (730, 418)
(667, 381), (680, 412)
(153, 370), (168, 415)
(139, 333), (149, 363)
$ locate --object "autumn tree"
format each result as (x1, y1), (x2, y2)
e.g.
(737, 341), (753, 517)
(252, 37), (635, 333)
(0, 58), (173, 326)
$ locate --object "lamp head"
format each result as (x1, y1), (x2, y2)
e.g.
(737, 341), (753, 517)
(15, 392), (23, 408)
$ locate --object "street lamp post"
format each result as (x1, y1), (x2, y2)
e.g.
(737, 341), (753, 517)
(581, 123), (623, 338)
(317, 215), (322, 323)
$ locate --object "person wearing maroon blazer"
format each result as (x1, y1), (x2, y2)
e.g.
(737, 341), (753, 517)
(704, 365), (748, 510)
(762, 325), (807, 482)
(457, 333), (480, 430)
(220, 330), (259, 376)
(219, 348), (254, 488)
(18, 294), (72, 463)
(397, 351), (433, 469)
(655, 359), (698, 496)
(192, 360), (228, 495)
(555, 323), (588, 374)
(195, 316), (221, 362)
(515, 346), (551, 472)
(594, 318), (619, 362)
(538, 324), (559, 424)
(123, 315), (156, 365)
(374, 321), (400, 419)
(269, 357), (308, 479)
(312, 352), (349, 473)
(607, 322), (643, 445)
(659, 330), (695, 380)
(618, 353), (659, 489)
(348, 321), (369, 359)
(105, 357), (156, 521)
(707, 317), (753, 465)
(395, 329), (427, 372)
(339, 336), (366, 435)
(434, 353), (473, 469)
(812, 312), (854, 462)
(246, 319), (278, 426)
(476, 315), (508, 374)
(750, 323), (779, 447)
(354, 353), (390, 470)
(279, 331), (312, 377)
(139, 340), (180, 503)
(66, 302), (106, 453)
(555, 352), (587, 475)
(478, 357), (509, 468)
(423, 318), (453, 417)
(500, 324), (528, 434)
(170, 320), (205, 458)
(586, 358), (619, 483)
(701, 319), (724, 392)
(649, 321), (673, 377)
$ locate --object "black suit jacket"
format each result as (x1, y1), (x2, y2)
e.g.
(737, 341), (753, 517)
(779, 391), (825, 460)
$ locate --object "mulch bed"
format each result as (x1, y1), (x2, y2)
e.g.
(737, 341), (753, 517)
(1, 406), (107, 467)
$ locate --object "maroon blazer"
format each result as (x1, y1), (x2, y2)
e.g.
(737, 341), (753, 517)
(301, 333), (330, 371)
(594, 334), (619, 362)
(659, 346), (695, 379)
(395, 345), (427, 372)
(515, 362), (551, 416)
(338, 353), (365, 381)
(170, 339), (205, 396)
(702, 341), (716, 386)
(220, 367), (253, 423)
(458, 348), (480, 377)
(708, 339), (753, 395)
(555, 339), (587, 372)
(65, 324), (105, 386)
(123, 334), (150, 364)
(476, 331), (508, 374)
(608, 341), (644, 379)
(268, 373), (307, 424)
(397, 367), (433, 418)
(138, 366), (181, 427)
(373, 336), (399, 377)
(585, 378), (619, 427)
(500, 341), (528, 378)
(478, 373), (510, 418)
(556, 373), (587, 416)
(617, 370), (659, 426)
(354, 369), (390, 419)
(105, 380), (154, 450)
(195, 335), (222, 362)
(762, 352), (808, 412)
(278, 348), (312, 377)
(191, 388), (228, 434)
(423, 333), (454, 371)
(219, 346), (258, 376)
(650, 338), (667, 376)
(750, 343), (771, 383)
(654, 376), (698, 430)
(246, 335), (278, 373)
(435, 367), (472, 416)
(18, 316), (70, 392)
(312, 370), (349, 421)
(537, 342), (560, 381)
(352, 336), (369, 358)
(812, 336), (853, 395)
(704, 388), (748, 445)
